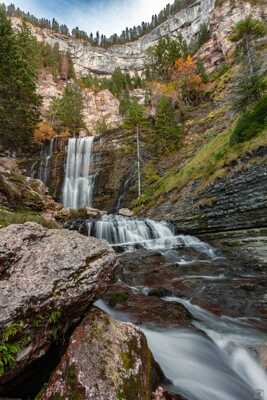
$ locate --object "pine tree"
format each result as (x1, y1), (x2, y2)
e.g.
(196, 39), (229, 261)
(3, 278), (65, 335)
(0, 9), (41, 150)
(230, 17), (267, 112)
(49, 84), (85, 135)
(154, 97), (181, 152)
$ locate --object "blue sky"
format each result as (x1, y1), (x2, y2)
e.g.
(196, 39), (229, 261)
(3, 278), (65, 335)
(3, 0), (170, 36)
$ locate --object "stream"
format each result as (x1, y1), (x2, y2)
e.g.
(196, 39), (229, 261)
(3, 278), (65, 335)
(89, 215), (267, 400)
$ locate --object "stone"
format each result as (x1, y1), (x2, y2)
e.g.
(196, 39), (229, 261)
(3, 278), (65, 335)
(118, 208), (134, 218)
(83, 89), (122, 133)
(0, 159), (56, 211)
(40, 308), (160, 400)
(0, 223), (117, 384)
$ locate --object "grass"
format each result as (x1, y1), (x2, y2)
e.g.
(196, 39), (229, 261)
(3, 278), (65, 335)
(138, 126), (267, 209)
(0, 208), (58, 229)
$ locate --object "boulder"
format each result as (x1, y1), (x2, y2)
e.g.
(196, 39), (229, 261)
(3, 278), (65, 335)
(40, 308), (160, 400)
(55, 207), (106, 222)
(0, 223), (117, 384)
(118, 208), (134, 218)
(0, 158), (57, 211)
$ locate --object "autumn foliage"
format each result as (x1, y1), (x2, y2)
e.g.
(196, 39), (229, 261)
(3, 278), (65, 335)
(173, 56), (206, 105)
(33, 121), (56, 144)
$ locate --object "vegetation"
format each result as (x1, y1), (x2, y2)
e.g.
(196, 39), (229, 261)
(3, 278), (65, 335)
(154, 97), (181, 152)
(0, 208), (58, 228)
(230, 16), (267, 112)
(146, 35), (188, 80)
(0, 8), (41, 150)
(230, 95), (267, 144)
(49, 84), (85, 135)
(1, 0), (197, 48)
(174, 55), (207, 105)
(81, 68), (144, 98)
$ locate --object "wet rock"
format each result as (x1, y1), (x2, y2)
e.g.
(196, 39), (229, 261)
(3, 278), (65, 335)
(103, 283), (191, 328)
(0, 223), (117, 385)
(40, 308), (160, 400)
(118, 208), (134, 218)
(55, 207), (105, 222)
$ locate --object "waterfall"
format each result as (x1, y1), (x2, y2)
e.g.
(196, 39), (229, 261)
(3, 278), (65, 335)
(38, 138), (55, 184)
(63, 137), (95, 209)
(87, 214), (217, 254)
(87, 214), (174, 248)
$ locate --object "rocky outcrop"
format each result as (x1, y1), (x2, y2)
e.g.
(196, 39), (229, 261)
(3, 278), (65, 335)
(83, 89), (122, 133)
(147, 148), (267, 266)
(37, 75), (122, 134)
(0, 158), (57, 211)
(12, 0), (267, 78)
(0, 223), (117, 385)
(92, 131), (138, 211)
(40, 308), (159, 400)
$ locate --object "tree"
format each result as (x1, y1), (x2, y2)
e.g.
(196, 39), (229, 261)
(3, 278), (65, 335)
(49, 84), (85, 135)
(154, 97), (181, 152)
(0, 9), (41, 150)
(173, 56), (206, 105)
(230, 17), (267, 112)
(33, 121), (56, 143)
(230, 16), (266, 74)
(147, 35), (188, 80)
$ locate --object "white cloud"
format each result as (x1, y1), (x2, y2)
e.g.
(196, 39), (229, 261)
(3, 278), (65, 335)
(2, 0), (171, 36)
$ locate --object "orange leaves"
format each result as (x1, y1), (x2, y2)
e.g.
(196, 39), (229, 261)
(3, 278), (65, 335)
(174, 56), (202, 85)
(173, 56), (206, 105)
(33, 121), (56, 144)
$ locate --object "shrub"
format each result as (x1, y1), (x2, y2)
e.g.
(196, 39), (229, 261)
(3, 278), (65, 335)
(230, 95), (267, 144)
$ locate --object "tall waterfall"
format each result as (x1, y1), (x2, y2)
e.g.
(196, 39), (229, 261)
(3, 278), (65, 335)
(63, 137), (95, 209)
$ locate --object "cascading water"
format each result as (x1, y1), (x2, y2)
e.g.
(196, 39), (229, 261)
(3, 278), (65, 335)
(87, 214), (217, 254)
(38, 138), (55, 184)
(63, 137), (95, 209)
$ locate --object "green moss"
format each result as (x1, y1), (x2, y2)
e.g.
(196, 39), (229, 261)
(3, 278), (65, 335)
(0, 208), (58, 229)
(109, 292), (129, 307)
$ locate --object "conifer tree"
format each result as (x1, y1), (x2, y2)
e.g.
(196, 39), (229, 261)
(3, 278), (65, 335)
(230, 16), (267, 112)
(0, 8), (41, 150)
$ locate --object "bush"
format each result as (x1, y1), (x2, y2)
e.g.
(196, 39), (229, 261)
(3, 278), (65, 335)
(230, 96), (267, 144)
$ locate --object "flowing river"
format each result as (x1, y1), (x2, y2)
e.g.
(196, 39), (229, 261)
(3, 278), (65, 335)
(89, 215), (267, 400)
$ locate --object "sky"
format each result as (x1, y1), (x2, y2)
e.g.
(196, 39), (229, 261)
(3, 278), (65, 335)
(3, 0), (171, 36)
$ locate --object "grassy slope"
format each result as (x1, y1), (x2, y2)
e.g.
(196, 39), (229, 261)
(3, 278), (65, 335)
(135, 60), (267, 211)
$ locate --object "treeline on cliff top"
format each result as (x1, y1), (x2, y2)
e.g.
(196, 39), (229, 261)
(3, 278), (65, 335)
(1, 0), (196, 48)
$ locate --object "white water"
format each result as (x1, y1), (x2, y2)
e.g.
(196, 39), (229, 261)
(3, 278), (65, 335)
(63, 137), (95, 209)
(87, 214), (217, 255)
(39, 138), (55, 184)
(149, 297), (267, 400)
(95, 295), (267, 400)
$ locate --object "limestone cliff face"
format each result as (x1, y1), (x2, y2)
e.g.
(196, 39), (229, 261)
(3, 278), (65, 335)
(37, 75), (122, 133)
(12, 0), (216, 77)
(12, 0), (267, 77)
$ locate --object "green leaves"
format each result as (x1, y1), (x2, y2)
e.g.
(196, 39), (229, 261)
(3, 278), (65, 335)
(154, 96), (181, 152)
(230, 95), (267, 144)
(147, 35), (188, 80)
(230, 16), (266, 43)
(49, 84), (85, 134)
(0, 343), (21, 376)
(0, 8), (41, 151)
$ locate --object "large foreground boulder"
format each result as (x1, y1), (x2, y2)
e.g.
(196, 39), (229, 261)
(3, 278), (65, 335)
(0, 223), (117, 384)
(41, 308), (160, 400)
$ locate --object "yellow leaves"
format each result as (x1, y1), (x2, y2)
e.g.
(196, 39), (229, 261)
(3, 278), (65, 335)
(33, 121), (56, 144)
